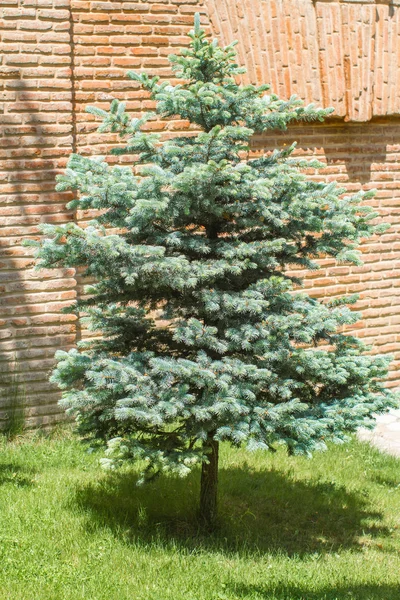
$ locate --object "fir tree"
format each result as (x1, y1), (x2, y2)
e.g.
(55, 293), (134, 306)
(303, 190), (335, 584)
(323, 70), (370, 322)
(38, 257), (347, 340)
(28, 15), (397, 527)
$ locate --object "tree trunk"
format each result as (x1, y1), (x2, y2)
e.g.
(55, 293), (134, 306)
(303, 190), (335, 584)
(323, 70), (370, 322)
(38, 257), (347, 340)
(199, 432), (219, 529)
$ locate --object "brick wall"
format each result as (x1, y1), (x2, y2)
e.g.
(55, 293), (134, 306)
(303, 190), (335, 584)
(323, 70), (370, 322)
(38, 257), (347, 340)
(208, 0), (400, 122)
(0, 0), (77, 427)
(253, 119), (400, 391)
(1, 0), (399, 428)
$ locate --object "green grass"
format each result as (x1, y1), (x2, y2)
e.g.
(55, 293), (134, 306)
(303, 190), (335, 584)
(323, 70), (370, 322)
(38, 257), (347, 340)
(1, 430), (400, 600)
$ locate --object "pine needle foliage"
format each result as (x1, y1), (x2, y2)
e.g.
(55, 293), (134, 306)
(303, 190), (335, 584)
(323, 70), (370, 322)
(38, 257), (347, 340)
(28, 16), (397, 495)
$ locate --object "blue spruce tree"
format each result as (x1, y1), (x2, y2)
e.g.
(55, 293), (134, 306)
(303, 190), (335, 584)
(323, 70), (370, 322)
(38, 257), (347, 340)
(29, 15), (397, 526)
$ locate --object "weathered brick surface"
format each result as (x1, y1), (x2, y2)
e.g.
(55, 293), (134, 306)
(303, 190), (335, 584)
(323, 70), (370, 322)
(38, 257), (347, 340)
(0, 0), (77, 427)
(1, 0), (400, 428)
(208, 0), (400, 122)
(72, 0), (206, 155)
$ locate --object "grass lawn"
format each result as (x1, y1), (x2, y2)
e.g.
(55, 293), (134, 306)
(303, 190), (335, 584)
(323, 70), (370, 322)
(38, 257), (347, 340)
(1, 429), (400, 600)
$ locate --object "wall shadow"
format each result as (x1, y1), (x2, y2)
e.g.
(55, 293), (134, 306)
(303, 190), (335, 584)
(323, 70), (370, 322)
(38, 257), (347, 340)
(322, 121), (390, 184)
(253, 118), (400, 186)
(0, 68), (29, 432)
(73, 464), (389, 557)
(0, 65), (75, 430)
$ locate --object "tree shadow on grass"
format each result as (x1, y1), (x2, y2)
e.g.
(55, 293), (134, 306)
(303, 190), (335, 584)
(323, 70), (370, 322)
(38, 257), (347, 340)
(224, 581), (400, 600)
(371, 472), (400, 489)
(0, 463), (34, 487)
(73, 463), (390, 557)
